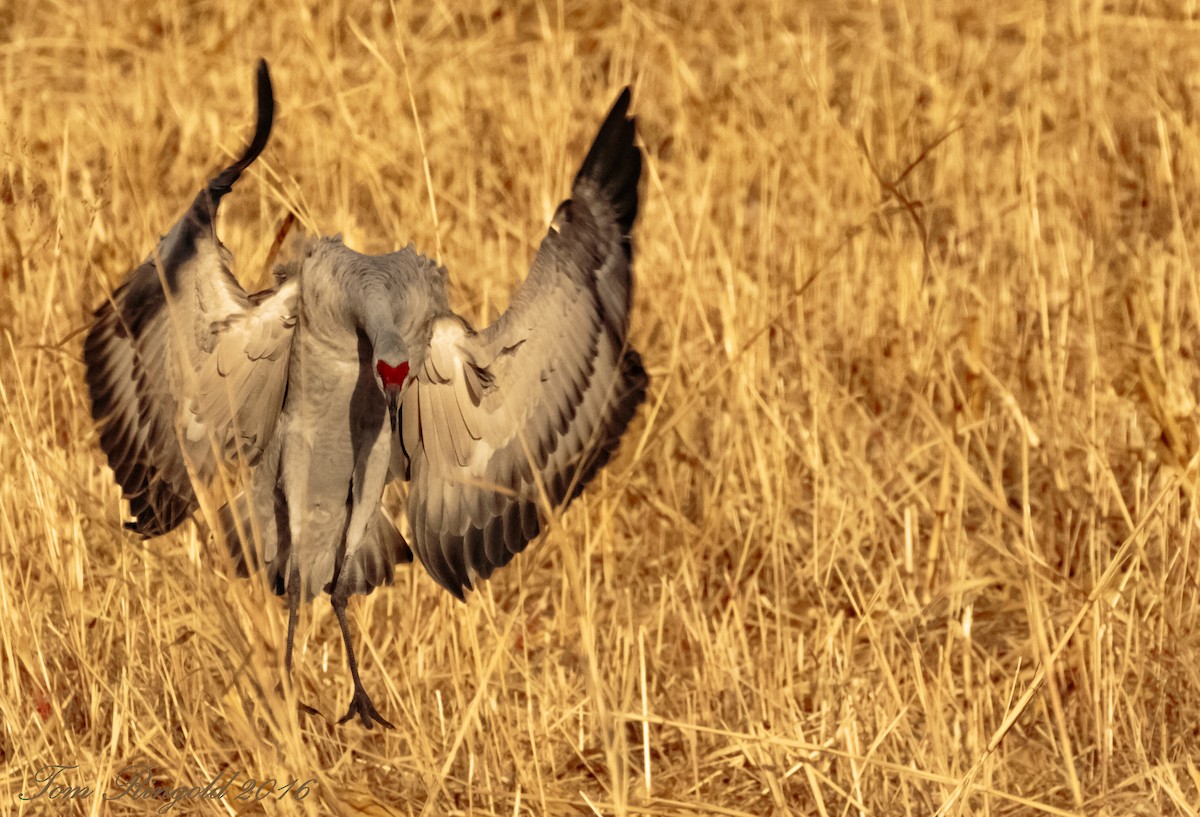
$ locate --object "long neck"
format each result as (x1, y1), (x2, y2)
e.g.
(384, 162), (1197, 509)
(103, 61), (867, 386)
(352, 279), (408, 352)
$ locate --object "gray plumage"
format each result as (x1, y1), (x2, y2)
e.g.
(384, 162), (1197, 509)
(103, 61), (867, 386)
(84, 62), (646, 728)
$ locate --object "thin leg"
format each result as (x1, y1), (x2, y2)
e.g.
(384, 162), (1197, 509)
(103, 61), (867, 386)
(280, 577), (321, 718)
(332, 595), (394, 729)
(285, 579), (300, 675)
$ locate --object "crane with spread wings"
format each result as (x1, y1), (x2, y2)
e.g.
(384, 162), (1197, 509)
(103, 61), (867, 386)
(84, 61), (647, 728)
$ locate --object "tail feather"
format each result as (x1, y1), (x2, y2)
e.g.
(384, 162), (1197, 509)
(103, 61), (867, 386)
(331, 512), (415, 601)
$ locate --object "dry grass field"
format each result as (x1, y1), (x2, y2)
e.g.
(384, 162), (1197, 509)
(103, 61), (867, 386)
(4, 0), (1200, 814)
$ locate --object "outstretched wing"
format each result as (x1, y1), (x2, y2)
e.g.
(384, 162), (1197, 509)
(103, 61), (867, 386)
(400, 89), (648, 598)
(84, 60), (296, 537)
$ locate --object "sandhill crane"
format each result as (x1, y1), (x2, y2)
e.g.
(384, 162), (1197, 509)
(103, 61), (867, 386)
(84, 61), (646, 728)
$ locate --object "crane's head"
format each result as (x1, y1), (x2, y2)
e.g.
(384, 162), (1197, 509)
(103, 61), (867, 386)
(372, 332), (412, 432)
(375, 357), (409, 432)
(376, 359), (409, 389)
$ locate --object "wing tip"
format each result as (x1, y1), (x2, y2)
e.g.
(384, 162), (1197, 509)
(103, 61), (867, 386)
(122, 484), (194, 538)
(574, 87), (641, 236)
(205, 58), (275, 202)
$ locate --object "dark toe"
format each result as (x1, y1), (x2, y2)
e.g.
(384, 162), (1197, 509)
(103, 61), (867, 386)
(337, 692), (393, 730)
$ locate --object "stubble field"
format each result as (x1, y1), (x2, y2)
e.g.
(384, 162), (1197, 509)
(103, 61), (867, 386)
(3, 1), (1200, 814)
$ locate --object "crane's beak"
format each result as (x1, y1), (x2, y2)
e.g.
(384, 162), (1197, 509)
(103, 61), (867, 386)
(385, 384), (402, 434)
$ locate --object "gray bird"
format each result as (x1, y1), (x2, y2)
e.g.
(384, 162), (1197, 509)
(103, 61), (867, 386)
(84, 61), (647, 728)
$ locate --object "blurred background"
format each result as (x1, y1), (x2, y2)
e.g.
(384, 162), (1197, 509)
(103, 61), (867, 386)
(2, 1), (1200, 814)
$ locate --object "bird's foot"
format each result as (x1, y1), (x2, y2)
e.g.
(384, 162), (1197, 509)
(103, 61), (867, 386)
(337, 687), (394, 730)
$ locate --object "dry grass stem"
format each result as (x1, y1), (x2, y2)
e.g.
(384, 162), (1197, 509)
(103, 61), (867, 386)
(3, 1), (1200, 815)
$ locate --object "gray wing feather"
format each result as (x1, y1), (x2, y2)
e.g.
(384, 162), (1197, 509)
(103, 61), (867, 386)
(401, 89), (648, 599)
(189, 278), (299, 463)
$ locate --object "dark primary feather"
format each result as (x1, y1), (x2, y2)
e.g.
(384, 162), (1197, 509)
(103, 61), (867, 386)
(575, 87), (639, 240)
(207, 60), (274, 201)
(85, 264), (196, 536)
